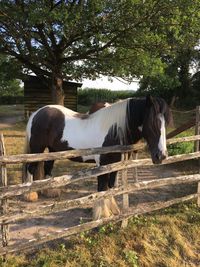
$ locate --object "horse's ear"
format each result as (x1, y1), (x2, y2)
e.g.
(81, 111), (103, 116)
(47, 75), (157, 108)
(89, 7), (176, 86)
(146, 95), (154, 107)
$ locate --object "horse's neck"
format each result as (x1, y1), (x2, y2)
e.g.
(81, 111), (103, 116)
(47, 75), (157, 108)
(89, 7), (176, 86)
(127, 99), (146, 144)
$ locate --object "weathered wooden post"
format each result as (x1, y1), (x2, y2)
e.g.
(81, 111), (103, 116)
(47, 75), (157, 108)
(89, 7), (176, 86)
(0, 134), (9, 246)
(132, 152), (138, 182)
(195, 106), (200, 207)
(121, 152), (129, 228)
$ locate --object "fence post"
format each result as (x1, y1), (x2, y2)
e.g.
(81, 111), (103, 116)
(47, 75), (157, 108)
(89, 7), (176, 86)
(195, 106), (200, 154)
(195, 106), (200, 206)
(121, 152), (129, 228)
(0, 134), (9, 246)
(132, 152), (138, 182)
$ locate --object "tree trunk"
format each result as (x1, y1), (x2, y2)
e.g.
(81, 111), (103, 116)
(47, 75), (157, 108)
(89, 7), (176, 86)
(51, 72), (65, 105)
(178, 49), (191, 97)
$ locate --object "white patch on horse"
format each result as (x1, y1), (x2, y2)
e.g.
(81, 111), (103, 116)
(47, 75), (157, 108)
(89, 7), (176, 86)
(138, 125), (143, 132)
(158, 114), (167, 156)
(82, 154), (100, 165)
(26, 109), (40, 141)
(104, 102), (111, 107)
(61, 99), (129, 152)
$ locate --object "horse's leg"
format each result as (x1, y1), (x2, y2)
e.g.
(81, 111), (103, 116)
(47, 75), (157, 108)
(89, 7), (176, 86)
(41, 147), (61, 198)
(93, 174), (112, 220)
(108, 171), (117, 188)
(44, 160), (54, 177)
(108, 171), (121, 215)
(23, 145), (45, 202)
(23, 161), (41, 202)
(93, 153), (121, 220)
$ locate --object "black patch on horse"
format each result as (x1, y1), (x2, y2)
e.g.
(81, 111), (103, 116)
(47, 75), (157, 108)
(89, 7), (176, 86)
(30, 107), (68, 152)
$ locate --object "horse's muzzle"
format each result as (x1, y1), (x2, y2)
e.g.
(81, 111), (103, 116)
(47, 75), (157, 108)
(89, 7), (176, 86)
(152, 151), (167, 164)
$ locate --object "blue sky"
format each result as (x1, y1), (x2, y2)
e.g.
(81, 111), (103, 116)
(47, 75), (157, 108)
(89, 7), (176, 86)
(82, 76), (139, 91)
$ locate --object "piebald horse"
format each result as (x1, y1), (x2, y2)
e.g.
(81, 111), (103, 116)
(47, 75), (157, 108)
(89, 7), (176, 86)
(23, 96), (171, 219)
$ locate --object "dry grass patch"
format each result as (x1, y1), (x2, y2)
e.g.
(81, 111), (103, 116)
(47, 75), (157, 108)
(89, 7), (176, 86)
(2, 201), (199, 267)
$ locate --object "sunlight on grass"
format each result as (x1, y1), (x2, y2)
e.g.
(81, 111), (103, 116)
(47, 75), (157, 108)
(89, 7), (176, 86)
(1, 201), (200, 267)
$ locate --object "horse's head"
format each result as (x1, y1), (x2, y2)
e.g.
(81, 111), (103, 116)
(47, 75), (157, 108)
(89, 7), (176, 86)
(141, 95), (171, 164)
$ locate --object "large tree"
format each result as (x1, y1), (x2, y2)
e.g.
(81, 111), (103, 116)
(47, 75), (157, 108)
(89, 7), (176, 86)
(1, 0), (199, 105)
(138, 0), (200, 103)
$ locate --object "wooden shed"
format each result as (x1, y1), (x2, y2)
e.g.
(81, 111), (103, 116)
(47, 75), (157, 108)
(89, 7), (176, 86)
(23, 75), (82, 117)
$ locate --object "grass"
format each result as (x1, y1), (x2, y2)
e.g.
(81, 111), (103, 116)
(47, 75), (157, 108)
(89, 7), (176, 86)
(0, 105), (24, 116)
(1, 201), (200, 267)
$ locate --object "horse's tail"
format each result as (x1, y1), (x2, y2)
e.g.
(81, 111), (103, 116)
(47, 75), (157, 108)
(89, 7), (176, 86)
(24, 130), (30, 154)
(22, 130), (30, 182)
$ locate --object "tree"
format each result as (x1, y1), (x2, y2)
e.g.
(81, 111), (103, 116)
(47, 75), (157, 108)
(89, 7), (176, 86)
(0, 0), (199, 105)
(138, 0), (200, 104)
(0, 54), (22, 96)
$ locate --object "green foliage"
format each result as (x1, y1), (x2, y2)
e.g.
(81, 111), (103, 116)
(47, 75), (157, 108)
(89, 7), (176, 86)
(78, 88), (135, 105)
(123, 250), (139, 267)
(168, 133), (194, 156)
(0, 54), (22, 96)
(1, 0), (200, 86)
(168, 142), (193, 156)
(138, 72), (180, 102)
(137, 0), (200, 107)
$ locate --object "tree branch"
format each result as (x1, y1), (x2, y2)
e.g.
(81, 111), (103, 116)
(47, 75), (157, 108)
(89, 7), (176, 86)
(36, 24), (55, 59)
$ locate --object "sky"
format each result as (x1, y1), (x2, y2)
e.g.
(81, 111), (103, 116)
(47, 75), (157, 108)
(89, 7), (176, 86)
(82, 76), (139, 91)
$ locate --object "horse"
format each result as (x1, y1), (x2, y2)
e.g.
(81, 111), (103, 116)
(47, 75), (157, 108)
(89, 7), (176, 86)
(23, 95), (171, 219)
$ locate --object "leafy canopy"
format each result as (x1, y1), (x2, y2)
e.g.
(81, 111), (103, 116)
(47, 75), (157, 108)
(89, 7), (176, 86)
(0, 0), (199, 82)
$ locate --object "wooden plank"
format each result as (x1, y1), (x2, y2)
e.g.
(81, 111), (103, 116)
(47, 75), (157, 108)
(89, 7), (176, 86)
(1, 171), (199, 224)
(195, 106), (200, 148)
(198, 182), (200, 207)
(121, 152), (129, 228)
(167, 135), (200, 144)
(167, 119), (195, 139)
(0, 144), (143, 164)
(0, 154), (200, 201)
(195, 106), (200, 206)
(2, 133), (200, 165)
(0, 134), (9, 246)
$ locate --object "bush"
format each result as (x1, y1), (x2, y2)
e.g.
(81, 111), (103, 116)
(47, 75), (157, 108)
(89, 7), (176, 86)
(0, 96), (24, 104)
(78, 88), (136, 105)
(168, 133), (194, 156)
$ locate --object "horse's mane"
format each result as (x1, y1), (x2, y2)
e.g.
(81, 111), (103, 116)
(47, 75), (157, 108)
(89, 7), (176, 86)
(151, 97), (172, 125)
(87, 98), (129, 139)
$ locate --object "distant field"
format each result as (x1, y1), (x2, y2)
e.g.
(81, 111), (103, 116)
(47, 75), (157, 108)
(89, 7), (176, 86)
(0, 104), (24, 116)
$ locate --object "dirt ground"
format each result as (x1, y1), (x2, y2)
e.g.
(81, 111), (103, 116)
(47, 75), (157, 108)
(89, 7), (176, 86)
(0, 113), (199, 249)
(0, 113), (23, 129)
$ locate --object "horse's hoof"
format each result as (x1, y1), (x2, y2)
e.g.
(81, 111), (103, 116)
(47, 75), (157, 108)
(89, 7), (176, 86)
(93, 197), (120, 220)
(109, 196), (120, 215)
(23, 192), (38, 202)
(40, 189), (61, 198)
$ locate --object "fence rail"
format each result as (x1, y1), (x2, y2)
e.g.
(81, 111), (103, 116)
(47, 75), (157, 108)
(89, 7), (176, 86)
(0, 126), (200, 255)
(0, 173), (199, 226)
(1, 135), (200, 164)
(1, 150), (200, 201)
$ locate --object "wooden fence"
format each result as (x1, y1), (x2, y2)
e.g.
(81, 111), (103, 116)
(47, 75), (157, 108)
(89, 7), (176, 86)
(0, 107), (200, 256)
